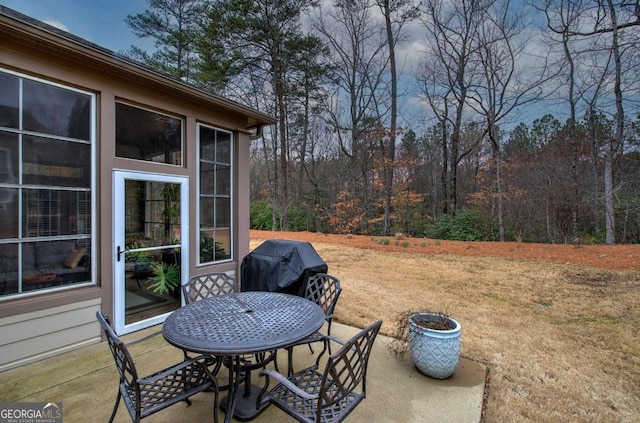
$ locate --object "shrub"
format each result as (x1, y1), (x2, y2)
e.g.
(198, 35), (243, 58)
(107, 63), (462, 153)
(250, 200), (273, 230)
(428, 208), (493, 241)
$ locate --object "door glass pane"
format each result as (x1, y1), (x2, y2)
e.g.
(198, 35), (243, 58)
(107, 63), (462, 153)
(123, 179), (181, 325)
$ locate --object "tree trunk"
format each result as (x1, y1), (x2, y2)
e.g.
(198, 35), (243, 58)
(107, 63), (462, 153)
(605, 0), (622, 244)
(381, 0), (396, 236)
(494, 148), (505, 242)
(276, 71), (289, 231)
(298, 77), (310, 199)
(440, 120), (449, 216)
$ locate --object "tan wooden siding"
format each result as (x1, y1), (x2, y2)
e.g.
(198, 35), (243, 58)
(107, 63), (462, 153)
(0, 298), (101, 371)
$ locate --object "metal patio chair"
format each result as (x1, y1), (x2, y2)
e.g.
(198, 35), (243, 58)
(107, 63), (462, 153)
(181, 272), (237, 369)
(286, 273), (342, 376)
(182, 272), (237, 304)
(96, 312), (219, 423)
(258, 320), (383, 423)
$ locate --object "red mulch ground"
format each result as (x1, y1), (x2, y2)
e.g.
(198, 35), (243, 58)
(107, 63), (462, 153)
(251, 230), (640, 271)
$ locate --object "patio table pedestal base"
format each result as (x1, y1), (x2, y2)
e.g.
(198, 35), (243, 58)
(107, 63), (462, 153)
(221, 384), (269, 421)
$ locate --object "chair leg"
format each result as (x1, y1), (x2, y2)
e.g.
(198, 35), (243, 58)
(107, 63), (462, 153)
(327, 322), (333, 354)
(212, 381), (219, 423)
(108, 390), (121, 423)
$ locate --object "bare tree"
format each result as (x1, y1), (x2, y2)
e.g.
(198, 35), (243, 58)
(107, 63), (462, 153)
(544, 0), (640, 243)
(376, 0), (420, 235)
(543, 0), (589, 240)
(468, 0), (555, 241)
(418, 0), (492, 217)
(312, 0), (389, 230)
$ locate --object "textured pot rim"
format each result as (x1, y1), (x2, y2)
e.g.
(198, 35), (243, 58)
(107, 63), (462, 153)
(408, 312), (461, 334)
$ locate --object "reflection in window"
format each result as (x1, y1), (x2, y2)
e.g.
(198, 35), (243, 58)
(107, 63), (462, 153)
(23, 136), (91, 187)
(198, 124), (232, 264)
(0, 132), (19, 231)
(115, 102), (183, 165)
(22, 79), (91, 140)
(0, 70), (93, 299)
(0, 73), (19, 129)
(124, 180), (181, 246)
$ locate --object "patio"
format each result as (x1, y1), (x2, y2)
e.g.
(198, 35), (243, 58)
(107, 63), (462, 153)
(0, 322), (486, 422)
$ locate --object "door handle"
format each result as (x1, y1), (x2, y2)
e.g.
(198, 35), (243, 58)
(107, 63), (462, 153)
(117, 245), (123, 262)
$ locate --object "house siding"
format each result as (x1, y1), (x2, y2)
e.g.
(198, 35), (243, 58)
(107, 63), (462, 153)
(0, 7), (273, 371)
(0, 298), (101, 372)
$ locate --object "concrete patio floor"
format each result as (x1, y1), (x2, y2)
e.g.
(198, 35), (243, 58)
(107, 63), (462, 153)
(0, 322), (486, 422)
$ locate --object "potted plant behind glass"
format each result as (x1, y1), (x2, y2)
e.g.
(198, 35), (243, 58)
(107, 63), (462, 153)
(147, 260), (180, 297)
(388, 310), (461, 379)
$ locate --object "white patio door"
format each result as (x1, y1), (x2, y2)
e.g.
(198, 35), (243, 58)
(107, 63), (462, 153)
(113, 171), (189, 335)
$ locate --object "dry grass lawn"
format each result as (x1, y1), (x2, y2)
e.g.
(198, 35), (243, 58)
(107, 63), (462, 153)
(250, 231), (640, 422)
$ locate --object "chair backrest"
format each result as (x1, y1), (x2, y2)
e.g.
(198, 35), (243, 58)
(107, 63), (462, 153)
(317, 320), (382, 420)
(183, 272), (236, 304)
(96, 312), (140, 407)
(304, 273), (341, 321)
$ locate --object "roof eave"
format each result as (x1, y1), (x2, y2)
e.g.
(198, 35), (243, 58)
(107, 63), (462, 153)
(0, 6), (276, 128)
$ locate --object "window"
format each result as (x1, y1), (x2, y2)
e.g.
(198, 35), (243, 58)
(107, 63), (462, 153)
(198, 124), (232, 264)
(115, 102), (183, 165)
(0, 70), (94, 298)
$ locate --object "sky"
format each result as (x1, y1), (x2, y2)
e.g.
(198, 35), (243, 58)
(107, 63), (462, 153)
(0, 0), (569, 131)
(0, 0), (156, 54)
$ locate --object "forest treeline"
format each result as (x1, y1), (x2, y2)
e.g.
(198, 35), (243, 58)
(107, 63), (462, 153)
(125, 0), (640, 244)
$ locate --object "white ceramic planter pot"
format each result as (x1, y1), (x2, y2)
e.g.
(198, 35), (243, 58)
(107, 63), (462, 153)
(408, 313), (461, 379)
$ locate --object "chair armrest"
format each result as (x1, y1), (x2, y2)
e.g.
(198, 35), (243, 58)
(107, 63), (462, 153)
(323, 335), (346, 347)
(259, 369), (318, 400)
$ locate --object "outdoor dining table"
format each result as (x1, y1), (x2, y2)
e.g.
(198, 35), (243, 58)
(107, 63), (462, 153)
(162, 291), (325, 422)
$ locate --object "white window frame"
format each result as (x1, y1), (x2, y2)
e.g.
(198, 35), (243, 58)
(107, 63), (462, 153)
(0, 67), (96, 300)
(196, 123), (234, 266)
